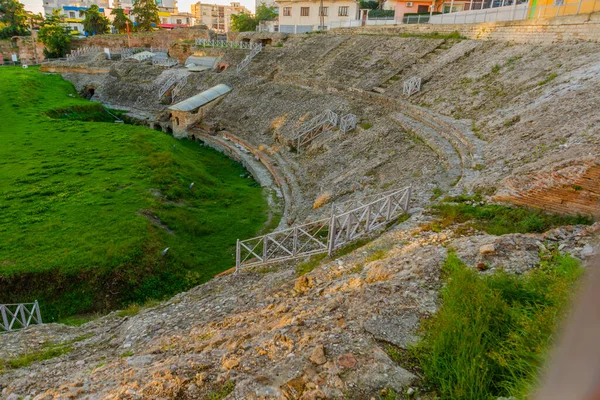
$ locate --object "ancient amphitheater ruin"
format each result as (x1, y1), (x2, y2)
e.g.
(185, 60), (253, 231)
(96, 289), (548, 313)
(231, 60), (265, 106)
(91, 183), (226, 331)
(1, 14), (599, 399)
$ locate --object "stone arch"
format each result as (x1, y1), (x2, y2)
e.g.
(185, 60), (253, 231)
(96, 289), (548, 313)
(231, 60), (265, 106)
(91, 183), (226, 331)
(260, 38), (272, 46)
(81, 86), (96, 100)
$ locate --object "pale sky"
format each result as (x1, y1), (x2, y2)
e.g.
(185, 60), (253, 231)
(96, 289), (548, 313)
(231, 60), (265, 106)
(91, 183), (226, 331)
(21, 0), (256, 16)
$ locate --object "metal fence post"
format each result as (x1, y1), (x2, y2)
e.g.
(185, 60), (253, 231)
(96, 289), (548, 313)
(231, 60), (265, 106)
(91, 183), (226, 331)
(19, 304), (27, 329)
(328, 215), (336, 256)
(235, 240), (241, 273)
(34, 300), (42, 324)
(1, 305), (8, 331)
(365, 203), (371, 233)
(576, 0), (583, 14)
(293, 226), (298, 256)
(263, 235), (269, 263)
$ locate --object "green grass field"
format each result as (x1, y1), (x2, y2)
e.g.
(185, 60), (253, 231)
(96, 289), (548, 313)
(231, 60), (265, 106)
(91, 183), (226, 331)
(0, 67), (269, 321)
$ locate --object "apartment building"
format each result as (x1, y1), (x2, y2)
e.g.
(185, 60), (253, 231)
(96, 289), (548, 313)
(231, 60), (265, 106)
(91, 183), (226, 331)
(191, 1), (250, 31)
(276, 0), (361, 32)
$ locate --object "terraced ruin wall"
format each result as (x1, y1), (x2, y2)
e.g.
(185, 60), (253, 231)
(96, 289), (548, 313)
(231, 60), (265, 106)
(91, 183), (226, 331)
(331, 12), (600, 43)
(70, 28), (210, 50)
(495, 161), (600, 216)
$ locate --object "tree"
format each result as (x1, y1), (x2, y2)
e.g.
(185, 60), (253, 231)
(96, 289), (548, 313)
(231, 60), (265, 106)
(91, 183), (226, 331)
(0, 0), (29, 38)
(131, 0), (159, 32)
(38, 11), (71, 58)
(230, 12), (256, 32)
(82, 4), (109, 35)
(111, 8), (132, 34)
(255, 3), (277, 21)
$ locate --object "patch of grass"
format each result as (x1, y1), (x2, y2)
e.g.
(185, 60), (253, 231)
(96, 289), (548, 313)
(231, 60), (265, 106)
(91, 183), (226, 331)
(431, 187), (443, 201)
(412, 250), (583, 399)
(360, 121), (373, 130)
(208, 380), (235, 400)
(538, 72), (558, 86)
(57, 313), (100, 326)
(573, 185), (583, 191)
(491, 64), (501, 74)
(296, 237), (376, 276)
(0, 341), (73, 371)
(116, 299), (161, 317)
(365, 249), (387, 263)
(503, 115), (520, 127)
(378, 388), (400, 400)
(120, 350), (134, 358)
(296, 253), (328, 276)
(429, 197), (592, 235)
(400, 31), (466, 40)
(0, 67), (270, 322)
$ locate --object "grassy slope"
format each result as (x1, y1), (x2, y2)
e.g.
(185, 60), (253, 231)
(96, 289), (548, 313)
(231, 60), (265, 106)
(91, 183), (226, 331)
(413, 251), (583, 399)
(0, 67), (268, 320)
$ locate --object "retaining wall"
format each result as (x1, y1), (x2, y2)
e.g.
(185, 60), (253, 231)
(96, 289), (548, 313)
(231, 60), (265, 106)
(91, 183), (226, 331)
(330, 12), (600, 43)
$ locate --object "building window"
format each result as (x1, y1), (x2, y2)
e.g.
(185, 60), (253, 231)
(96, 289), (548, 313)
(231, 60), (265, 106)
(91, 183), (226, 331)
(68, 11), (75, 18)
(283, 7), (291, 16)
(162, 18), (167, 23)
(300, 7), (309, 16)
(338, 6), (349, 16)
(176, 18), (182, 24)
(319, 6), (328, 16)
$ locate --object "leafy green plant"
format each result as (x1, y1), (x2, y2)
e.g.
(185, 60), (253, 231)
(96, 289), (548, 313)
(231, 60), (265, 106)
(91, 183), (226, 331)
(428, 197), (592, 235)
(412, 250), (583, 399)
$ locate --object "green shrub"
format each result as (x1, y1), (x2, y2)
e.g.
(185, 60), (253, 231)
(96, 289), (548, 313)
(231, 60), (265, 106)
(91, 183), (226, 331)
(413, 251), (583, 399)
(429, 198), (592, 235)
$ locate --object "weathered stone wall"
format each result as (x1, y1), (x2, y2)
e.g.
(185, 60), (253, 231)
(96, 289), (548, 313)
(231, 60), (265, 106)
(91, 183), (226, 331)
(494, 160), (600, 216)
(71, 28), (210, 50)
(13, 34), (46, 63)
(331, 12), (600, 43)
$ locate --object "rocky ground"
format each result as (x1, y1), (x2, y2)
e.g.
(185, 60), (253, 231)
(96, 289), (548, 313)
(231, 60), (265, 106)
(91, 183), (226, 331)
(1, 212), (598, 399)
(8, 30), (597, 399)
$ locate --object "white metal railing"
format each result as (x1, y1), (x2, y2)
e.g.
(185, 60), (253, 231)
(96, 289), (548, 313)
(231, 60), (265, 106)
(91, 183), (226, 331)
(295, 110), (338, 151)
(430, 2), (529, 23)
(171, 75), (188, 103)
(66, 46), (103, 61)
(0, 301), (43, 333)
(236, 186), (411, 270)
(195, 38), (259, 49)
(157, 74), (187, 100)
(236, 42), (263, 74)
(403, 77), (422, 96)
(339, 114), (357, 133)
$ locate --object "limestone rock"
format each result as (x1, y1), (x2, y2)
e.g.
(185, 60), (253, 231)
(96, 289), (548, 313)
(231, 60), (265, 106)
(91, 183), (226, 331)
(480, 244), (496, 255)
(309, 345), (326, 365)
(338, 353), (357, 369)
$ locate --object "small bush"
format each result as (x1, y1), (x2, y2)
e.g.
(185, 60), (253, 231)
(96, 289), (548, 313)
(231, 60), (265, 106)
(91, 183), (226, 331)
(429, 199), (592, 235)
(413, 250), (583, 399)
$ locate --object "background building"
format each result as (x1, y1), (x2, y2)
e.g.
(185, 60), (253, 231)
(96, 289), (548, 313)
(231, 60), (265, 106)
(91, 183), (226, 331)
(191, 1), (250, 31)
(276, 0), (360, 32)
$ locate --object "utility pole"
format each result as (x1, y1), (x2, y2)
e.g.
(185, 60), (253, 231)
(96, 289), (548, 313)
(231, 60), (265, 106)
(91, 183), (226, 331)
(319, 0), (324, 30)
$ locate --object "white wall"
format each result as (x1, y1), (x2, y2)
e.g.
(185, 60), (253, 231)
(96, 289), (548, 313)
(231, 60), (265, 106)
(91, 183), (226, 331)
(429, 3), (528, 23)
